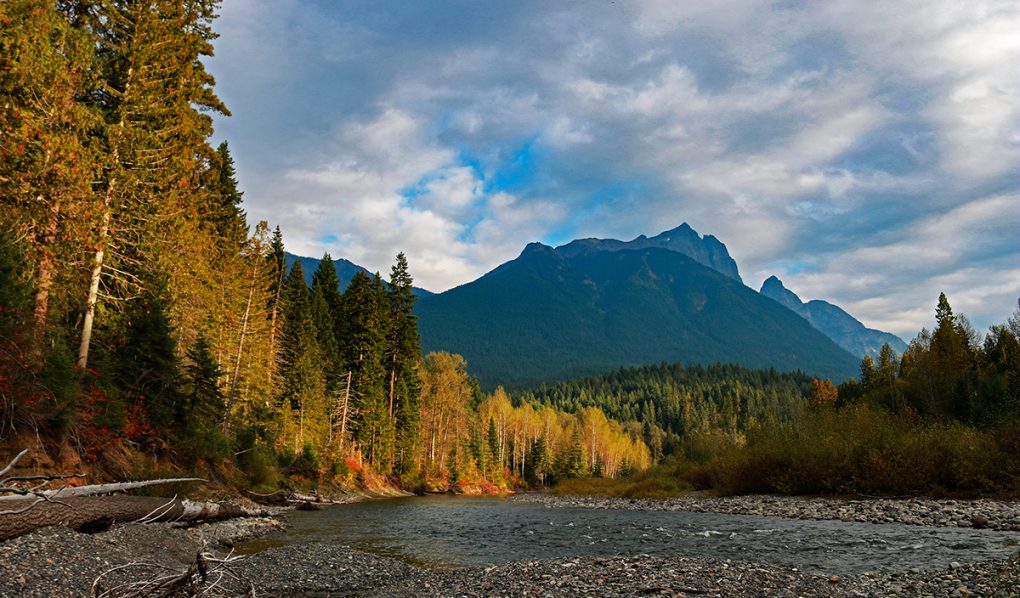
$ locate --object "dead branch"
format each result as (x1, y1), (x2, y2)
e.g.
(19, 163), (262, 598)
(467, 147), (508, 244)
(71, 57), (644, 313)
(0, 448), (84, 515)
(0, 477), (205, 502)
(90, 550), (256, 598)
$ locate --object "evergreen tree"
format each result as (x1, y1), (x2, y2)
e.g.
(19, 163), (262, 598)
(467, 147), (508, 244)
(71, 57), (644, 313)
(387, 253), (423, 475)
(339, 272), (389, 465)
(111, 283), (180, 436)
(524, 436), (548, 486)
(0, 0), (97, 350)
(310, 255), (344, 446)
(210, 141), (247, 248)
(179, 332), (228, 458)
(487, 416), (501, 479)
(74, 0), (229, 369)
(279, 262), (326, 453)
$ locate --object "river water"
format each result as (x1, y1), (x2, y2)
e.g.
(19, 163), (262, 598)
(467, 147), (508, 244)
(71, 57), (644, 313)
(238, 496), (1019, 574)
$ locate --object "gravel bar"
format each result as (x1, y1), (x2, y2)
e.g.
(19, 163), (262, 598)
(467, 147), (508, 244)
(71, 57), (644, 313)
(513, 493), (1020, 531)
(2, 498), (1018, 597)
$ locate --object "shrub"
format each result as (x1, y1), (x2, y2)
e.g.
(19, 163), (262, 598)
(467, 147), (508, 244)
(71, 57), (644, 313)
(685, 405), (1017, 497)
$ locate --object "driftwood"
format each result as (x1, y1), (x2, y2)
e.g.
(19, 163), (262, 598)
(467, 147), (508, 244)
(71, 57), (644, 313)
(0, 448), (265, 541)
(91, 550), (256, 598)
(244, 488), (352, 509)
(0, 495), (267, 541)
(0, 477), (206, 503)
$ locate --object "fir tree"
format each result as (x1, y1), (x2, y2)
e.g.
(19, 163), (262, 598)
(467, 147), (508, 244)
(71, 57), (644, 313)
(339, 272), (389, 465)
(279, 262), (326, 453)
(387, 253), (423, 475)
(182, 333), (224, 430)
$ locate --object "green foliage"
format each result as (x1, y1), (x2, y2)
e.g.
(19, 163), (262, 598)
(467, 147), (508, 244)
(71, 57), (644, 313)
(290, 442), (321, 477)
(517, 361), (813, 457)
(552, 458), (693, 498)
(178, 333), (229, 462)
(840, 294), (1020, 427)
(688, 405), (1018, 496)
(524, 436), (550, 486)
(108, 284), (180, 436)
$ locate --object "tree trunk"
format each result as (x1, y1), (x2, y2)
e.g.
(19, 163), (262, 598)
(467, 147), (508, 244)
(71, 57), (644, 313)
(78, 60), (132, 370)
(338, 371), (351, 453)
(31, 196), (60, 354)
(76, 203), (111, 369)
(388, 364), (396, 420)
(225, 256), (260, 428)
(0, 495), (264, 541)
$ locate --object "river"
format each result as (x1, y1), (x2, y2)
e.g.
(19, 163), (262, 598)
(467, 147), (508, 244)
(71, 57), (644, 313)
(238, 495), (1019, 574)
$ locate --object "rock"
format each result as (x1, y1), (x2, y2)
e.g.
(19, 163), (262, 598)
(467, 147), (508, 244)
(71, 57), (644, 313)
(970, 514), (989, 529)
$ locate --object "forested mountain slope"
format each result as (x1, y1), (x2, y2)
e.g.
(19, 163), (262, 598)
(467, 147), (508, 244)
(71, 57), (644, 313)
(417, 242), (860, 387)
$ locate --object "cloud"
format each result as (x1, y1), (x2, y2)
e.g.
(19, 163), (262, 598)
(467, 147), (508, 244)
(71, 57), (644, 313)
(266, 109), (567, 291)
(208, 0), (1020, 333)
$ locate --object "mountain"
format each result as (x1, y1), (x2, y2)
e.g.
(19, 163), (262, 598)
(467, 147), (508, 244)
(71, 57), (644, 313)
(416, 236), (860, 388)
(555, 223), (742, 282)
(284, 252), (433, 297)
(759, 276), (907, 359)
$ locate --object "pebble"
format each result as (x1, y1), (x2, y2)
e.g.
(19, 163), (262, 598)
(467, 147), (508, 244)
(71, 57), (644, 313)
(1, 498), (1019, 597)
(512, 493), (1020, 531)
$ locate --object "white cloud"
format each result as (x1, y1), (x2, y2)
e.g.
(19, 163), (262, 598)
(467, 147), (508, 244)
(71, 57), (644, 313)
(276, 109), (568, 291)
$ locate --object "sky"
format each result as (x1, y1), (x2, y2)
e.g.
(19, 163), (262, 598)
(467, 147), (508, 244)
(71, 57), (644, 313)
(206, 0), (1019, 339)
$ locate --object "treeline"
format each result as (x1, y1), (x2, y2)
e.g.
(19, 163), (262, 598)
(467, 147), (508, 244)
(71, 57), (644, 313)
(836, 293), (1020, 424)
(686, 295), (1020, 497)
(516, 363), (814, 460)
(420, 353), (650, 490)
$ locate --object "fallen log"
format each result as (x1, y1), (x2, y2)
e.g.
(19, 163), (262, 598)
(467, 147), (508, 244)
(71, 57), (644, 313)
(0, 478), (205, 502)
(0, 495), (268, 541)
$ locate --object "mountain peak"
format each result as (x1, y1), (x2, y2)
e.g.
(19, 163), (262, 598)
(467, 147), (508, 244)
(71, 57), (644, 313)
(761, 275), (785, 291)
(759, 275), (908, 359)
(554, 223), (742, 283)
(520, 242), (554, 257)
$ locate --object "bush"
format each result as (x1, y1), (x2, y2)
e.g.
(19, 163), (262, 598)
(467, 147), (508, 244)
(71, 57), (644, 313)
(290, 442), (321, 477)
(686, 405), (1016, 497)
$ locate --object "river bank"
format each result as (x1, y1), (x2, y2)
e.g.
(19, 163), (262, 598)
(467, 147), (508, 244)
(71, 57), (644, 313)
(2, 494), (1018, 597)
(516, 493), (1020, 531)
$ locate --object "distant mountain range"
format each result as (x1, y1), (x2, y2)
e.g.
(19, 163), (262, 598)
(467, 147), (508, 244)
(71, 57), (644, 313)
(415, 225), (861, 387)
(759, 276), (908, 359)
(284, 252), (433, 297)
(287, 223), (906, 386)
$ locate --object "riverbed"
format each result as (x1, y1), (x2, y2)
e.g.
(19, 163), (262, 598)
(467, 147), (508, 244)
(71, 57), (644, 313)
(1, 495), (1018, 596)
(239, 495), (1018, 574)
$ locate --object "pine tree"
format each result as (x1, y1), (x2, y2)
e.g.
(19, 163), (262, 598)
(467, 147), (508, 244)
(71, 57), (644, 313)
(75, 0), (230, 369)
(339, 272), (389, 464)
(111, 282), (180, 436)
(279, 262), (326, 453)
(311, 255), (343, 446)
(386, 253), (423, 475)
(209, 141), (247, 248)
(0, 0), (97, 351)
(182, 333), (224, 429)
(487, 416), (501, 479)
